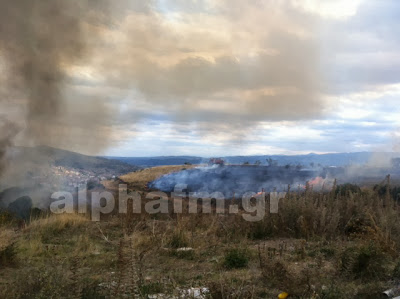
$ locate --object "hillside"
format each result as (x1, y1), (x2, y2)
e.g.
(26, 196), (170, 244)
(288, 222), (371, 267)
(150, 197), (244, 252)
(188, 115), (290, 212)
(111, 156), (204, 167)
(109, 152), (400, 168)
(10, 146), (141, 175)
(0, 146), (141, 207)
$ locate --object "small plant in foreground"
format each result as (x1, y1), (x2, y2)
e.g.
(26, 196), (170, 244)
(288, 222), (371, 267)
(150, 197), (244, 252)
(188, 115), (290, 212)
(168, 229), (189, 249)
(223, 248), (249, 269)
(341, 243), (389, 281)
(0, 243), (17, 267)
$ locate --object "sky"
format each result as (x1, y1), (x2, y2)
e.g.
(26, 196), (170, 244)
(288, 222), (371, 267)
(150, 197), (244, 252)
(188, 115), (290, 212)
(1, 0), (400, 157)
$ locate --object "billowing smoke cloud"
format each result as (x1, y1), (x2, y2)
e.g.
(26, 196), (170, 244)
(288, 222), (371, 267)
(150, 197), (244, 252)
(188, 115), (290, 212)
(0, 0), (327, 168)
(0, 120), (19, 175)
(0, 0), (118, 176)
(93, 0), (325, 124)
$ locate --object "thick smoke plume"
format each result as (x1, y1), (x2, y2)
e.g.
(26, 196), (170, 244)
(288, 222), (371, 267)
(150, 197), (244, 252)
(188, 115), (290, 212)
(0, 120), (19, 175)
(0, 0), (327, 175)
(0, 0), (113, 176)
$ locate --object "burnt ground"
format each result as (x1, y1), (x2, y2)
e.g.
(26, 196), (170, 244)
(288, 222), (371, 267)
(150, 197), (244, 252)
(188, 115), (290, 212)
(149, 165), (319, 196)
(149, 165), (400, 197)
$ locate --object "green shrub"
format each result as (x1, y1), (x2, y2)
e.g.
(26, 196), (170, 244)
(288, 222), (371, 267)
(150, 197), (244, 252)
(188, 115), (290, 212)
(320, 247), (336, 258)
(6, 266), (70, 298)
(335, 184), (361, 196)
(223, 248), (249, 269)
(393, 260), (400, 279)
(248, 221), (273, 240)
(80, 279), (106, 299)
(170, 249), (195, 260)
(341, 244), (389, 281)
(0, 210), (16, 227)
(139, 282), (164, 297)
(0, 243), (17, 267)
(168, 230), (188, 249)
(320, 284), (347, 299)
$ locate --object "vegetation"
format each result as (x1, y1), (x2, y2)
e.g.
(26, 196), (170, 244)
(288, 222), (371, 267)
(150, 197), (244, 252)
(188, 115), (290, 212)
(223, 248), (249, 269)
(1, 175), (400, 298)
(120, 165), (196, 190)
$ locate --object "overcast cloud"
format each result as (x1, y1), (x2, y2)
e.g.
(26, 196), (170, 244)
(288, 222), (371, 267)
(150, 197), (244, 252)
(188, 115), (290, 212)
(0, 0), (399, 156)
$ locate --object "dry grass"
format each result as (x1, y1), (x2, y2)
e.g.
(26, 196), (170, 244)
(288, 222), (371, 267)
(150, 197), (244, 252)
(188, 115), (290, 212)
(2, 186), (400, 298)
(120, 165), (196, 190)
(26, 212), (89, 232)
(0, 228), (17, 249)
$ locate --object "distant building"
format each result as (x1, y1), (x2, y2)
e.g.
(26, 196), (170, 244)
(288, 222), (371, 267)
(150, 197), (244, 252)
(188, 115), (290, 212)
(208, 158), (225, 166)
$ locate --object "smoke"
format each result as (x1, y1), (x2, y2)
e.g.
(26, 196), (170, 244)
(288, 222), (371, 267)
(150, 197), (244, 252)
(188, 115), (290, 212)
(0, 0), (327, 173)
(0, 0), (116, 176)
(0, 120), (19, 176)
(150, 165), (319, 195)
(94, 0), (325, 125)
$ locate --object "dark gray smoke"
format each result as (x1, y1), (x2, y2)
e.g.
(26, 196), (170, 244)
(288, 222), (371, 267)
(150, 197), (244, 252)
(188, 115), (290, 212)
(0, 0), (113, 176)
(0, 120), (19, 176)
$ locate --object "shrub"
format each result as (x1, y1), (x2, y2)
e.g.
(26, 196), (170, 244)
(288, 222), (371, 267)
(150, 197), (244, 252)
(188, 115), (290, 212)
(208, 278), (255, 298)
(0, 242), (17, 267)
(248, 220), (274, 240)
(168, 229), (189, 249)
(0, 210), (15, 227)
(392, 260), (400, 279)
(139, 282), (164, 297)
(223, 248), (249, 269)
(6, 265), (70, 298)
(320, 284), (347, 299)
(340, 244), (389, 281)
(335, 184), (361, 196)
(320, 247), (336, 258)
(170, 249), (195, 260)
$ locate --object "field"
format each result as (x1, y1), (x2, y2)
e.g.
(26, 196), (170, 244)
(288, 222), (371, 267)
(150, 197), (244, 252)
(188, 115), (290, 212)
(119, 165), (196, 191)
(1, 167), (400, 298)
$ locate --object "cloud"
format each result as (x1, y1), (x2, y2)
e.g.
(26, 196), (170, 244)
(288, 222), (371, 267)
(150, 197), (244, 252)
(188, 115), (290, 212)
(88, 0), (325, 124)
(320, 0), (400, 93)
(1, 0), (400, 157)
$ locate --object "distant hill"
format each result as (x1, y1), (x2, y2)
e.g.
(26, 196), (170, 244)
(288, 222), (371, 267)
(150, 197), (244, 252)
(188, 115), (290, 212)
(9, 146), (141, 175)
(0, 146), (140, 191)
(108, 152), (400, 168)
(111, 156), (204, 167)
(0, 146), (141, 209)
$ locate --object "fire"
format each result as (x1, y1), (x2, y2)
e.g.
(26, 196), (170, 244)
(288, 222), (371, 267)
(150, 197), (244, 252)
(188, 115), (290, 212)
(308, 176), (334, 190)
(309, 176), (325, 187)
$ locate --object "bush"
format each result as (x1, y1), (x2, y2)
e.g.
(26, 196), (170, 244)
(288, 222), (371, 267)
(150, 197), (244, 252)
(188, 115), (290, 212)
(168, 229), (189, 249)
(248, 220), (273, 240)
(393, 260), (400, 279)
(320, 284), (347, 299)
(139, 282), (164, 297)
(340, 244), (389, 281)
(0, 210), (16, 227)
(5, 265), (70, 298)
(0, 243), (17, 267)
(335, 184), (361, 196)
(320, 247), (336, 258)
(223, 248), (249, 269)
(170, 249), (195, 260)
